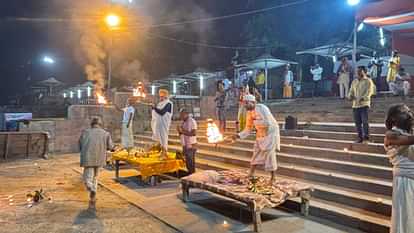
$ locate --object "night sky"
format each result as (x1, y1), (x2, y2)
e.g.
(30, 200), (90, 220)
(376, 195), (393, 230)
(0, 0), (355, 104)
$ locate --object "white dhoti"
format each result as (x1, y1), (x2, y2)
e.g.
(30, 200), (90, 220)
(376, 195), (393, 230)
(391, 176), (414, 233)
(83, 167), (99, 192)
(151, 100), (173, 150)
(121, 122), (134, 148)
(239, 104), (280, 172)
(251, 129), (278, 171)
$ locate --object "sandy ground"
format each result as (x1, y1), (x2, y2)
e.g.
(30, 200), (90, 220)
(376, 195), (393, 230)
(0, 154), (179, 233)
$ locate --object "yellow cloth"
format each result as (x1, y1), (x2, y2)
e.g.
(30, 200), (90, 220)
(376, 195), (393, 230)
(238, 105), (247, 132)
(348, 77), (374, 108)
(256, 73), (265, 85)
(111, 150), (186, 179)
(387, 56), (401, 82)
(283, 85), (292, 98)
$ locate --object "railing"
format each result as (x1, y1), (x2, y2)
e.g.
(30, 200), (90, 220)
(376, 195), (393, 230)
(0, 132), (49, 161)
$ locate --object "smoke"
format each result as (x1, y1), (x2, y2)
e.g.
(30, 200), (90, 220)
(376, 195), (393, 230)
(50, 0), (149, 91)
(117, 59), (148, 85)
(140, 0), (217, 67)
(80, 32), (106, 92)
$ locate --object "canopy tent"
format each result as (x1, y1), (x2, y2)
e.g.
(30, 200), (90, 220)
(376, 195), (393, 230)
(31, 77), (64, 96)
(296, 43), (374, 58)
(35, 77), (64, 87)
(237, 54), (298, 101)
(357, 0), (414, 56)
(151, 69), (225, 96)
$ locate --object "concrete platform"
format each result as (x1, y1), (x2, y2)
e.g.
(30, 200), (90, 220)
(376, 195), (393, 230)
(79, 163), (365, 233)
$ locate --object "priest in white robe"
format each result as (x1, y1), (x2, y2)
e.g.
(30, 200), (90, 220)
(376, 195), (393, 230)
(233, 94), (280, 183)
(152, 89), (173, 157)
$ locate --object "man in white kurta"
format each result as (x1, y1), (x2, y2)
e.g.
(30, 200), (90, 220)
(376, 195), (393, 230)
(121, 98), (135, 149)
(152, 89), (173, 157)
(234, 94), (280, 183)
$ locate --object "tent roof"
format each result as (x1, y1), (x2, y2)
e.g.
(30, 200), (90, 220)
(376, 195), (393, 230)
(240, 54), (297, 69)
(357, 0), (414, 37)
(296, 43), (374, 58)
(356, 0), (414, 22)
(35, 77), (64, 87)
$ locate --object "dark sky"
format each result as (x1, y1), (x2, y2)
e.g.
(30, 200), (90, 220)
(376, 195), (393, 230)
(0, 0), (354, 104)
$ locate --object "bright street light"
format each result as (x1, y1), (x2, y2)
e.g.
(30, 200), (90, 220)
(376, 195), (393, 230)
(105, 14), (121, 28)
(357, 23), (364, 31)
(43, 56), (55, 64)
(347, 0), (360, 6)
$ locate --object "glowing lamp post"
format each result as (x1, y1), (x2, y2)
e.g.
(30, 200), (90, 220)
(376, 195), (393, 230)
(199, 75), (204, 97)
(347, 0), (361, 74)
(104, 13), (121, 91)
(151, 85), (156, 96)
(173, 80), (177, 95)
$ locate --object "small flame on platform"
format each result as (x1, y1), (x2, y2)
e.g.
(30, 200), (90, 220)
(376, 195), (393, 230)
(206, 119), (224, 144)
(97, 93), (107, 105)
(133, 82), (146, 98)
(133, 88), (146, 98)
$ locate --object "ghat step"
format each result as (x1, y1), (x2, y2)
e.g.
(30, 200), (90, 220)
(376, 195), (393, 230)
(135, 135), (392, 196)
(135, 139), (390, 233)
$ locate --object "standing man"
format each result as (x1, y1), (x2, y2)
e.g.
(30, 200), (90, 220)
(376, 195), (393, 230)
(387, 50), (401, 85)
(283, 64), (294, 99)
(177, 108), (197, 174)
(233, 94), (280, 183)
(348, 66), (375, 143)
(121, 98), (135, 150)
(256, 71), (265, 98)
(215, 81), (227, 133)
(248, 76), (257, 94)
(337, 57), (352, 99)
(368, 52), (383, 90)
(310, 64), (323, 97)
(79, 117), (114, 210)
(152, 89), (173, 158)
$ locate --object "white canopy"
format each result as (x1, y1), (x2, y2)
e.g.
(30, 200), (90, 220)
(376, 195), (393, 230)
(296, 43), (374, 58)
(240, 54), (298, 69)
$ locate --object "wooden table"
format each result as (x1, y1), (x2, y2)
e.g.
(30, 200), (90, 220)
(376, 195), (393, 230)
(181, 176), (312, 232)
(114, 157), (186, 186)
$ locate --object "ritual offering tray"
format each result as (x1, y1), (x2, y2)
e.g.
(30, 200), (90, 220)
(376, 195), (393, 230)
(181, 170), (313, 232)
(111, 144), (186, 185)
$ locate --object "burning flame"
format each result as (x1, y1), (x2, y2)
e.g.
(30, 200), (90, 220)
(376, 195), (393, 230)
(133, 82), (146, 98)
(206, 119), (224, 143)
(97, 93), (107, 104)
(133, 88), (146, 98)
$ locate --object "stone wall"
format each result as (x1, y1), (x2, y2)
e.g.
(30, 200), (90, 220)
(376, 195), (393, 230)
(20, 105), (124, 154)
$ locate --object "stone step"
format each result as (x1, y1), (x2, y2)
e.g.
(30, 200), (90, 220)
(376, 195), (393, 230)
(135, 135), (393, 196)
(170, 127), (385, 144)
(277, 153), (392, 180)
(173, 120), (387, 134)
(145, 132), (390, 168)
(134, 139), (392, 232)
(282, 130), (384, 143)
(170, 132), (385, 156)
(298, 122), (386, 134)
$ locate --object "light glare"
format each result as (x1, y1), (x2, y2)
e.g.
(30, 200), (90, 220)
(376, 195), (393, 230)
(43, 56), (55, 64)
(347, 0), (360, 6)
(357, 23), (364, 31)
(105, 14), (121, 28)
